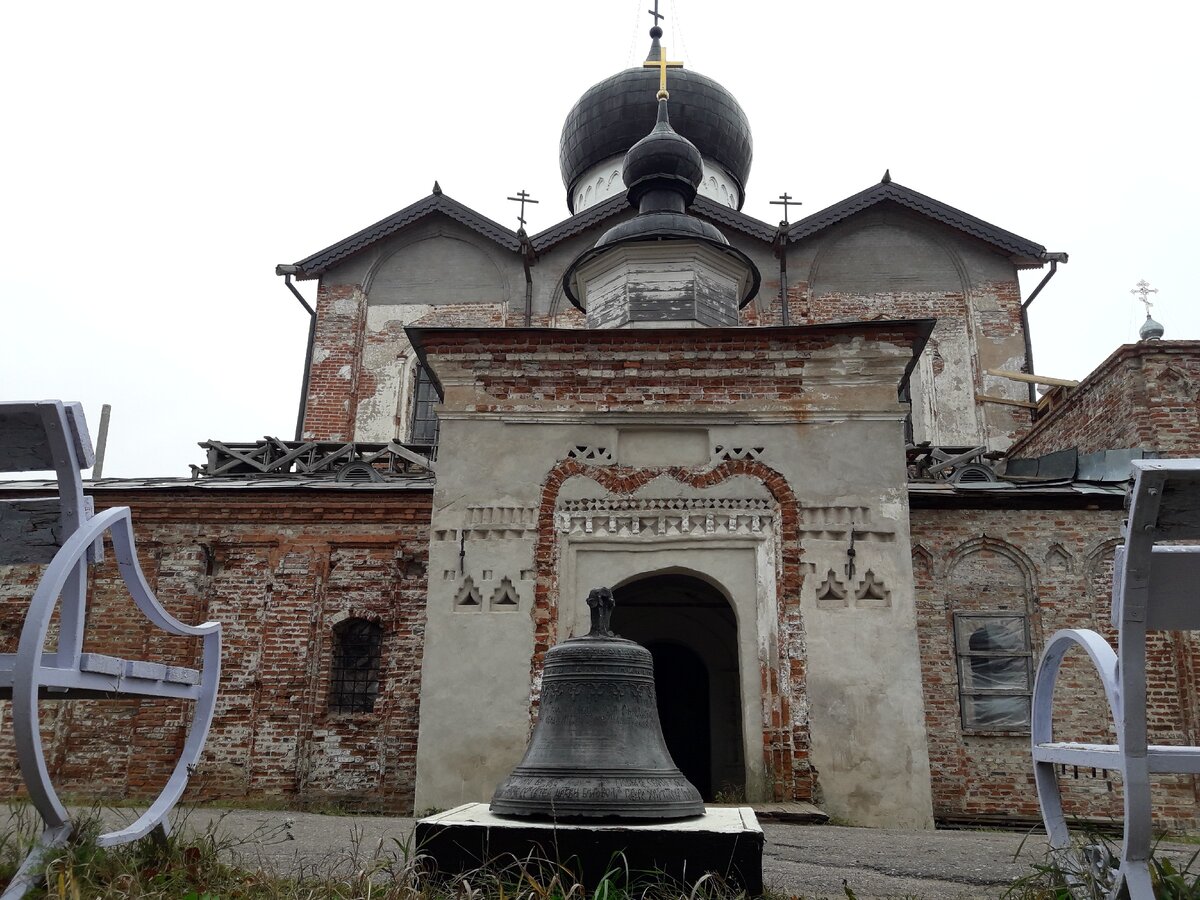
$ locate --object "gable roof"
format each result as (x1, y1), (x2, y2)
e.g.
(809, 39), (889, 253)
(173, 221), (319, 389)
(787, 179), (1047, 266)
(288, 177), (1049, 279)
(691, 195), (779, 242)
(290, 190), (521, 279)
(530, 193), (628, 252)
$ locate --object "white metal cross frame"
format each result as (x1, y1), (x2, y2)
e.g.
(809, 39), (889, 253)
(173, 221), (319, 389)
(0, 401), (222, 899)
(1031, 459), (1200, 900)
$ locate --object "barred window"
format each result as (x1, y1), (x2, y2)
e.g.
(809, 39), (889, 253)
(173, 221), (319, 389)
(330, 619), (383, 713)
(954, 613), (1032, 730)
(409, 363), (440, 450)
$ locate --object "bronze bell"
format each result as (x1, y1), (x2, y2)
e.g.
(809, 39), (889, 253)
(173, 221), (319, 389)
(490, 587), (704, 820)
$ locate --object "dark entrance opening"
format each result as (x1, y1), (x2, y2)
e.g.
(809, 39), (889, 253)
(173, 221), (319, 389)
(645, 641), (711, 797)
(612, 572), (744, 802)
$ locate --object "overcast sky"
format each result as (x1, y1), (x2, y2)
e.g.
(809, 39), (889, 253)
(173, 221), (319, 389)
(3, 1), (1196, 477)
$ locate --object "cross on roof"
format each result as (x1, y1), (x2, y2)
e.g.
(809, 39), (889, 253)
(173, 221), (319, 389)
(770, 192), (802, 225)
(648, 0), (664, 26)
(506, 190), (539, 229)
(1131, 278), (1158, 315)
(644, 47), (683, 99)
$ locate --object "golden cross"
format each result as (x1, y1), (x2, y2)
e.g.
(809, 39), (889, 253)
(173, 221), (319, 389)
(643, 48), (683, 99)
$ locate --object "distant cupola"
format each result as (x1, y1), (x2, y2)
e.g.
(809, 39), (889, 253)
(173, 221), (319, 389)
(1132, 279), (1165, 342)
(562, 85), (760, 328)
(1139, 314), (1165, 341)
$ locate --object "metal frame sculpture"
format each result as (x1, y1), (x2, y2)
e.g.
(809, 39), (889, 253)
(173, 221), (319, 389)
(1031, 459), (1200, 900)
(0, 401), (221, 899)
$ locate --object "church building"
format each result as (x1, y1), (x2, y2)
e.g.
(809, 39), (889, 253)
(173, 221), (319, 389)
(2, 19), (1198, 831)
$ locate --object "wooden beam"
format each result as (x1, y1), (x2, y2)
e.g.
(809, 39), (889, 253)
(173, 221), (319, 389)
(985, 368), (1079, 388)
(977, 392), (1038, 410)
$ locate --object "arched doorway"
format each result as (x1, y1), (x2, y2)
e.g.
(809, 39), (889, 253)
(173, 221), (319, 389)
(612, 572), (744, 801)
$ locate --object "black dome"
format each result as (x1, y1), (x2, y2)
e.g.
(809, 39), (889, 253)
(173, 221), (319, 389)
(560, 66), (753, 212)
(622, 99), (704, 207)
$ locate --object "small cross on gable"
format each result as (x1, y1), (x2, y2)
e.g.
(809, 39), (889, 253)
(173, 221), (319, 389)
(770, 192), (802, 225)
(506, 190), (539, 229)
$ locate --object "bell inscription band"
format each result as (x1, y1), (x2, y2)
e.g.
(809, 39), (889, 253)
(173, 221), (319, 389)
(490, 587), (705, 820)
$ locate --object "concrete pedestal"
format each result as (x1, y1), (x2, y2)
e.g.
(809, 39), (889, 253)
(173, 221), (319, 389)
(415, 803), (764, 895)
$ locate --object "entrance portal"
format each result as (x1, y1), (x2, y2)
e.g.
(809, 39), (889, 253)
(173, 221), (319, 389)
(612, 573), (744, 801)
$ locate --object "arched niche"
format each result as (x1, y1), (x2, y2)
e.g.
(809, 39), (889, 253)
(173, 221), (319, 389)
(365, 232), (511, 307)
(808, 220), (970, 297)
(945, 536), (1037, 608)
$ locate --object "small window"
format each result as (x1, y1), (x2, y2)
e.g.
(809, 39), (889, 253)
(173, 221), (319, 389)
(954, 613), (1032, 730)
(409, 363), (440, 451)
(330, 619), (383, 713)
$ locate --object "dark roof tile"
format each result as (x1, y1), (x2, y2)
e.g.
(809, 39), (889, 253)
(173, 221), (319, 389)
(787, 180), (1047, 265)
(293, 192), (521, 279)
(530, 193), (629, 252)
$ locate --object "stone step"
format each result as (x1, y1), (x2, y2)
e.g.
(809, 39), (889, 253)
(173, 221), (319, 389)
(714, 801), (827, 824)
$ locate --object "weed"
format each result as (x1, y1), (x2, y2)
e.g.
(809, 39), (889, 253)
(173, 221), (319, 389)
(712, 785), (746, 805)
(1004, 824), (1200, 899)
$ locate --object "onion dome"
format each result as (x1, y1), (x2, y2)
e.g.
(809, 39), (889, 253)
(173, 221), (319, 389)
(1139, 313), (1165, 341)
(559, 31), (753, 212)
(562, 93), (760, 325)
(622, 98), (704, 207)
(594, 98), (729, 250)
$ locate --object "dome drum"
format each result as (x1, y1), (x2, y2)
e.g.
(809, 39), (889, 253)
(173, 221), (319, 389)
(573, 157), (743, 212)
(566, 240), (757, 330)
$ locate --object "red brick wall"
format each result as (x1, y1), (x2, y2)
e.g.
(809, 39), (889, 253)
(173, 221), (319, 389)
(8, 485), (1198, 824)
(0, 488), (431, 814)
(302, 283), (367, 441)
(1010, 342), (1200, 459)
(912, 501), (1200, 829)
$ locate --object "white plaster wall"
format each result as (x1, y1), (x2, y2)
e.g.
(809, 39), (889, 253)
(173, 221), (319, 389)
(413, 418), (599, 812)
(785, 424), (934, 828)
(911, 319), (982, 446)
(413, 338), (934, 826)
(354, 305), (431, 443)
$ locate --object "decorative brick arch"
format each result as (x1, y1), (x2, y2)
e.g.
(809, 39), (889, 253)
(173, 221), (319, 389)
(945, 535), (1039, 599)
(529, 457), (812, 801)
(910, 543), (935, 586)
(944, 536), (1042, 650)
(1084, 537), (1123, 629)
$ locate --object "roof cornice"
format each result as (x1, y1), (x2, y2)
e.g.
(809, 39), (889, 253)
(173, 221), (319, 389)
(530, 193), (628, 252)
(691, 196), (777, 242)
(291, 191), (521, 279)
(787, 179), (1048, 266)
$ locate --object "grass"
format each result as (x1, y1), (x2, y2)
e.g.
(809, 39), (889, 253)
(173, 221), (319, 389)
(1001, 824), (1200, 899)
(0, 803), (774, 900)
(11, 803), (1198, 899)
